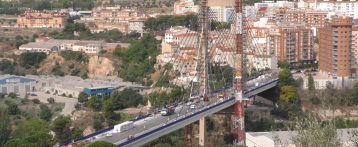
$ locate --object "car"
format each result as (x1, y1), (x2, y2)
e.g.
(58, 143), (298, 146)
(30, 93), (37, 96)
(219, 98), (224, 102)
(186, 101), (192, 106)
(106, 133), (112, 137)
(190, 104), (195, 109)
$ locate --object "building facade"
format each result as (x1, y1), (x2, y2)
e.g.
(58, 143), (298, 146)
(17, 10), (69, 28)
(299, 0), (358, 19)
(318, 16), (353, 77)
(267, 25), (314, 64)
(0, 75), (37, 94)
(173, 0), (199, 15)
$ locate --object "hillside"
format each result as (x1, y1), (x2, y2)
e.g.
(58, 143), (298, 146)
(37, 53), (119, 77)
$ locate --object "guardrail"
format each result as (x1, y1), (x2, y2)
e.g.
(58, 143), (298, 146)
(117, 97), (236, 146)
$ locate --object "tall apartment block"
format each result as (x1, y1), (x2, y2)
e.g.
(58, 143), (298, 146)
(267, 25), (314, 64)
(318, 16), (353, 77)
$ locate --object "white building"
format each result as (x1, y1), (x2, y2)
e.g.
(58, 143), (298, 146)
(298, 0), (358, 19)
(19, 42), (60, 54)
(254, 1), (295, 9)
(20, 39), (106, 54)
(128, 18), (145, 35)
(164, 26), (191, 43)
(173, 0), (199, 15)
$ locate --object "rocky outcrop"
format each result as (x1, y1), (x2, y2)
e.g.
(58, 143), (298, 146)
(87, 56), (117, 78)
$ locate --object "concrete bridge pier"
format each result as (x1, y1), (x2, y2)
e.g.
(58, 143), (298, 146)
(199, 117), (206, 146)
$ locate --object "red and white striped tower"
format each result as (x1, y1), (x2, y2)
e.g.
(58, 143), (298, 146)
(232, 0), (246, 146)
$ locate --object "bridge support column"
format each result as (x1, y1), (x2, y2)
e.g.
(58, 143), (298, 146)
(199, 117), (206, 146)
(184, 125), (193, 145)
(232, 101), (245, 146)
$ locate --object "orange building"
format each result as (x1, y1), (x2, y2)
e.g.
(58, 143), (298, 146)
(318, 16), (353, 77)
(17, 10), (69, 28)
(267, 24), (314, 64)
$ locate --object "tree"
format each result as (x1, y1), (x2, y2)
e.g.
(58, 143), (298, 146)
(277, 113), (341, 147)
(19, 52), (47, 68)
(0, 108), (10, 146)
(278, 60), (290, 69)
(8, 92), (16, 99)
(47, 97), (55, 104)
(32, 99), (40, 104)
(39, 104), (53, 121)
(52, 116), (71, 144)
(308, 74), (315, 91)
(279, 68), (293, 86)
(9, 118), (53, 147)
(88, 141), (116, 147)
(78, 92), (88, 103)
(7, 103), (19, 115)
(86, 96), (102, 111)
(279, 85), (298, 102)
(71, 128), (84, 140)
(93, 115), (103, 131)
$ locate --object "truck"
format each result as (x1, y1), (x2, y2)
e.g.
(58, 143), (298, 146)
(160, 107), (175, 116)
(114, 121), (134, 133)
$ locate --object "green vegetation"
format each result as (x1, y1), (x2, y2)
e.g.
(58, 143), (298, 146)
(47, 97), (55, 104)
(32, 99), (40, 104)
(274, 60), (300, 119)
(78, 92), (88, 103)
(144, 15), (198, 32)
(119, 34), (160, 83)
(39, 104), (53, 121)
(210, 20), (231, 30)
(6, 118), (53, 147)
(103, 89), (144, 111)
(0, 0), (95, 13)
(0, 60), (16, 75)
(52, 116), (72, 144)
(60, 50), (89, 63)
(146, 86), (185, 108)
(15, 35), (29, 48)
(52, 63), (65, 76)
(209, 65), (234, 91)
(308, 74), (315, 91)
(277, 113), (341, 147)
(88, 141), (116, 147)
(86, 96), (102, 111)
(0, 108), (10, 147)
(19, 52), (47, 69)
(49, 23), (140, 42)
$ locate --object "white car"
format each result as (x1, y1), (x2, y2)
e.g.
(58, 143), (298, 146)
(190, 104), (195, 109)
(186, 102), (192, 106)
(219, 98), (224, 102)
(106, 133), (113, 137)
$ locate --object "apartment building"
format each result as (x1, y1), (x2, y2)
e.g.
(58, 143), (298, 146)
(299, 0), (358, 19)
(350, 28), (358, 75)
(318, 16), (353, 77)
(17, 10), (69, 28)
(267, 24), (314, 64)
(79, 6), (146, 34)
(207, 0), (235, 22)
(254, 1), (295, 9)
(173, 0), (199, 15)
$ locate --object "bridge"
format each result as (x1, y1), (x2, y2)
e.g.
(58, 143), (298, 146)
(73, 76), (278, 146)
(71, 0), (280, 146)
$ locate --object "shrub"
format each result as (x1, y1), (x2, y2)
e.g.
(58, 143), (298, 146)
(32, 99), (40, 104)
(8, 92), (17, 99)
(47, 97), (55, 104)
